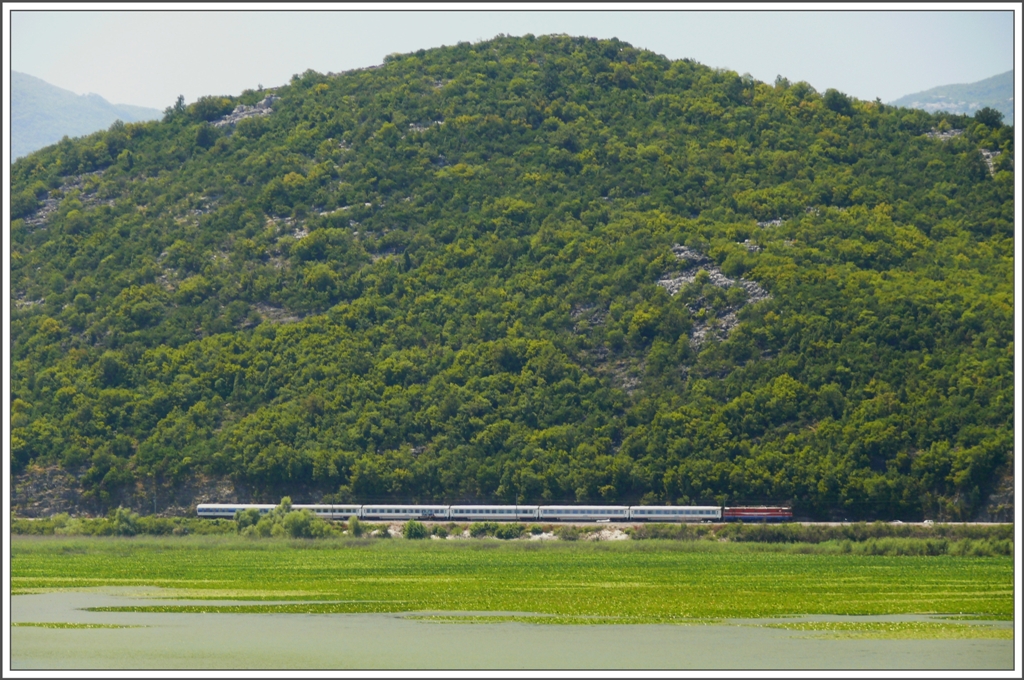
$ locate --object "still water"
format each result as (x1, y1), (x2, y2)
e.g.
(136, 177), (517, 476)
(11, 589), (1013, 670)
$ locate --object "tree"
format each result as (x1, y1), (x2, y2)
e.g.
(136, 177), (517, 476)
(974, 107), (1003, 128)
(823, 89), (853, 116)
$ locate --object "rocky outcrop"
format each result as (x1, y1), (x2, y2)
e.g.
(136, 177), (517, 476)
(975, 472), (1013, 522)
(213, 95), (280, 128)
(657, 244), (771, 348)
(980, 148), (1001, 174)
(253, 302), (302, 324)
(12, 467), (84, 517)
(924, 127), (964, 141)
(19, 169), (110, 232)
(11, 465), (256, 518)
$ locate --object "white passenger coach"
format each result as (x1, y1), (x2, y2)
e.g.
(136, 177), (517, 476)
(629, 506), (721, 521)
(538, 506), (629, 521)
(359, 505), (449, 520)
(449, 505), (539, 521)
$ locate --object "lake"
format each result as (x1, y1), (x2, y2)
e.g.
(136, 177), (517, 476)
(10, 589), (1013, 670)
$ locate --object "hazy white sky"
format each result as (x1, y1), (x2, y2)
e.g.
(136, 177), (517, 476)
(7, 6), (1017, 111)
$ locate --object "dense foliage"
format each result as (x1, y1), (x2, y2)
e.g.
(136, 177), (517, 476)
(10, 35), (1014, 519)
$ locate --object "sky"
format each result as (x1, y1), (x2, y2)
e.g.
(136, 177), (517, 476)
(7, 6), (1016, 112)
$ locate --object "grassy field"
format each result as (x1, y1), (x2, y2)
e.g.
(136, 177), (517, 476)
(11, 535), (1013, 625)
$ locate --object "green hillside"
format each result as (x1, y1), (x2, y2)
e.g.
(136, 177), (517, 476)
(12, 71), (163, 161)
(889, 70), (1013, 123)
(9, 36), (1014, 520)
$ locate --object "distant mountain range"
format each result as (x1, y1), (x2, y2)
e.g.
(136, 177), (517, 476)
(889, 70), (1013, 123)
(11, 71), (163, 160)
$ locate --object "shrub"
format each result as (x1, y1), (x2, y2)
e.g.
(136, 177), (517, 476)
(432, 525), (449, 538)
(282, 509), (315, 538)
(110, 507), (139, 536)
(626, 525), (649, 539)
(404, 520), (429, 539)
(11, 517), (53, 535)
(254, 517), (274, 537)
(494, 523), (524, 540)
(235, 508), (262, 533)
(469, 522), (500, 538)
(347, 515), (363, 537)
(529, 524), (544, 535)
(555, 525), (580, 541)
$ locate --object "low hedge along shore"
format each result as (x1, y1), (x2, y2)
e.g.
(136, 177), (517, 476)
(11, 506), (1013, 556)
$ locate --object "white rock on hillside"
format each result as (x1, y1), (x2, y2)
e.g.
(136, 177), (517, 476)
(213, 95), (280, 128)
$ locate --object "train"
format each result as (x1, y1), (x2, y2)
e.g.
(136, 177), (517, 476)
(196, 503), (793, 523)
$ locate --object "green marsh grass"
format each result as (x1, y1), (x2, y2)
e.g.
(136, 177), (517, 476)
(12, 535), (1013, 623)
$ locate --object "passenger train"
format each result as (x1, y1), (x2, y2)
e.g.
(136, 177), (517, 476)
(197, 503), (792, 522)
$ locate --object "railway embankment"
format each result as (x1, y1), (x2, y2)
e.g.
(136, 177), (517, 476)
(11, 510), (1013, 556)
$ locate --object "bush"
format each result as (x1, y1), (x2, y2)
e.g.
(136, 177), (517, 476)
(432, 525), (449, 538)
(469, 521), (500, 538)
(555, 525), (580, 541)
(235, 508), (262, 533)
(282, 510), (315, 538)
(626, 525), (649, 540)
(255, 517), (274, 537)
(529, 524), (545, 535)
(404, 520), (429, 539)
(494, 523), (525, 540)
(347, 515), (363, 537)
(110, 507), (139, 536)
(11, 517), (53, 535)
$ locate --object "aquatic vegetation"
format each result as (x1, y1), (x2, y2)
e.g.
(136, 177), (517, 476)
(12, 622), (144, 629)
(12, 536), (1013, 624)
(757, 620), (1013, 639)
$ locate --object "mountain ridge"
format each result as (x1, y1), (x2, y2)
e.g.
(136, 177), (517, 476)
(11, 71), (163, 160)
(888, 70), (1013, 122)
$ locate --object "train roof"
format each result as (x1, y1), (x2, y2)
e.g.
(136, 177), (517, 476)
(360, 503), (448, 508)
(197, 503), (277, 508)
(538, 505), (630, 510)
(449, 504), (540, 508)
(632, 505), (720, 510)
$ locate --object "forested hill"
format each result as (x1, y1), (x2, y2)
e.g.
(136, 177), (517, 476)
(10, 35), (1014, 521)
